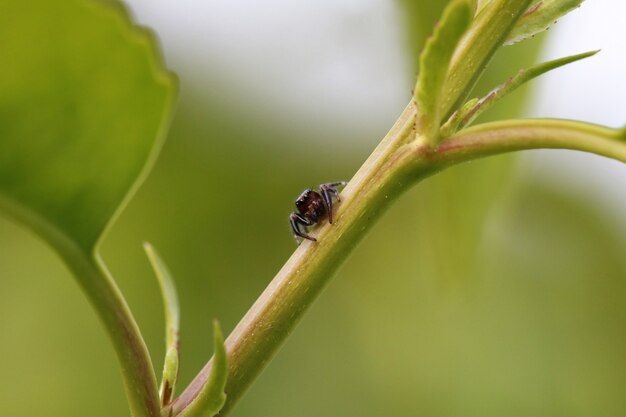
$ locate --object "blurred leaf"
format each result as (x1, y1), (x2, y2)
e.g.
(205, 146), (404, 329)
(415, 0), (474, 142)
(144, 242), (181, 407)
(0, 0), (176, 252)
(178, 320), (228, 417)
(443, 50), (598, 135)
(505, 0), (585, 46)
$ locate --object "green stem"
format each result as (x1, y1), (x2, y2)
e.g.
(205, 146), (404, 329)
(0, 196), (161, 417)
(172, 103), (430, 415)
(66, 251), (162, 417)
(173, 114), (625, 416)
(438, 118), (626, 164)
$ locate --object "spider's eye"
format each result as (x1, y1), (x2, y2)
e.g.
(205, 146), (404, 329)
(296, 190), (312, 206)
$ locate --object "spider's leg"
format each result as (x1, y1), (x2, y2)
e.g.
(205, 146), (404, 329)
(321, 181), (347, 201)
(320, 187), (334, 224)
(320, 181), (346, 224)
(289, 212), (316, 243)
(321, 181), (348, 189)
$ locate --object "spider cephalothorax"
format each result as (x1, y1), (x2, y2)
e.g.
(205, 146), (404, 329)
(289, 181), (347, 243)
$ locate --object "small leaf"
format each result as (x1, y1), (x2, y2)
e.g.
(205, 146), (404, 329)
(144, 242), (181, 407)
(505, 0), (585, 45)
(415, 0), (474, 145)
(440, 98), (479, 137)
(398, 0), (451, 74)
(161, 348), (180, 408)
(443, 50), (598, 135)
(177, 321), (228, 417)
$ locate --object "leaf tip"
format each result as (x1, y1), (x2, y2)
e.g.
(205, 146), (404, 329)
(176, 319), (228, 417)
(212, 320), (224, 342)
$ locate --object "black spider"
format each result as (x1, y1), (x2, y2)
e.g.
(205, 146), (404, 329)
(289, 181), (347, 243)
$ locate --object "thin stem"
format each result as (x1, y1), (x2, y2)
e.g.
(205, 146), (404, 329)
(69, 251), (162, 417)
(171, 103), (433, 415)
(437, 118), (626, 164)
(0, 195), (161, 417)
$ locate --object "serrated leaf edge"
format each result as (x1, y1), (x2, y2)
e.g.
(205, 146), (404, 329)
(504, 0), (585, 46)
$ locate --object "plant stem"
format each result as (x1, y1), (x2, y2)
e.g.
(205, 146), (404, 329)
(0, 195), (161, 417)
(172, 102), (428, 415)
(64, 249), (162, 417)
(172, 114), (625, 416)
(438, 118), (626, 164)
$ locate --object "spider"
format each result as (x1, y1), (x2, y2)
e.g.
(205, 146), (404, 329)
(289, 181), (347, 243)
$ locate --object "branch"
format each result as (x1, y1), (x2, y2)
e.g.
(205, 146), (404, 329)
(171, 103), (427, 416)
(438, 118), (626, 164)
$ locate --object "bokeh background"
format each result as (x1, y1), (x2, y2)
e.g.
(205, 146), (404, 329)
(1, 1), (625, 416)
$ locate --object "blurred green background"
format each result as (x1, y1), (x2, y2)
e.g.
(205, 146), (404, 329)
(1, 1), (625, 416)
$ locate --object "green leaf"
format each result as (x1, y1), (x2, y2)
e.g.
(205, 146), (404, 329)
(438, 0), (533, 123)
(177, 321), (228, 417)
(0, 1), (176, 416)
(398, 0), (450, 74)
(0, 0), (176, 252)
(415, 0), (474, 145)
(442, 50), (598, 135)
(161, 348), (180, 408)
(144, 242), (181, 407)
(505, 0), (585, 45)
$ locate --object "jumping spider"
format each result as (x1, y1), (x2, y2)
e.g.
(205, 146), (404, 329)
(289, 181), (347, 243)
